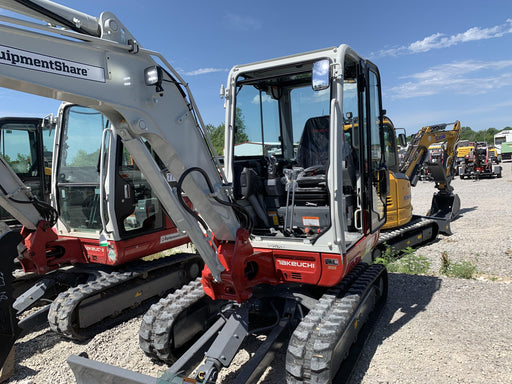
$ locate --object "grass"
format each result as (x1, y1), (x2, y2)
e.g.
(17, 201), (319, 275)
(439, 251), (478, 279)
(375, 247), (478, 279)
(375, 246), (431, 275)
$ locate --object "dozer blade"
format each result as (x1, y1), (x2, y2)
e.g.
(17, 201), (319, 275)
(0, 230), (22, 369)
(68, 354), (216, 384)
(67, 354), (157, 384)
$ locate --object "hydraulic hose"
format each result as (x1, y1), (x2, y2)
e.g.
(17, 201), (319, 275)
(176, 167), (252, 233)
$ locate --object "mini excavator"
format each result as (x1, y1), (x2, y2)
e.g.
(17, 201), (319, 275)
(374, 120), (461, 258)
(0, 1), (210, 374)
(1, 1), (393, 383)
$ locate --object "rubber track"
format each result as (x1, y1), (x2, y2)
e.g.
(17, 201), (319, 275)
(47, 253), (200, 340)
(286, 263), (386, 384)
(139, 277), (206, 363)
(378, 217), (436, 246)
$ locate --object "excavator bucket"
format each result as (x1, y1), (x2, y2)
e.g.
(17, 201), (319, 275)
(0, 230), (22, 370)
(428, 192), (460, 235)
(423, 161), (460, 235)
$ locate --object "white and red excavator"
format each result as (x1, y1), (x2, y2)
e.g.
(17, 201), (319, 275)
(0, 1), (395, 383)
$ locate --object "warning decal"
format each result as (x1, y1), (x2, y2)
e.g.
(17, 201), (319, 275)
(302, 216), (320, 227)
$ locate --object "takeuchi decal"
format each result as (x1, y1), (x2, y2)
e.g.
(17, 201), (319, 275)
(276, 259), (316, 269)
(0, 44), (105, 82)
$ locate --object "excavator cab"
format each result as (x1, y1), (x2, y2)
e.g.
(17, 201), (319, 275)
(0, 117), (54, 227)
(224, 52), (388, 254)
(53, 104), (189, 265)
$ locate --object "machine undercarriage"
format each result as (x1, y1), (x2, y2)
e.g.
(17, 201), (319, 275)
(67, 263), (387, 384)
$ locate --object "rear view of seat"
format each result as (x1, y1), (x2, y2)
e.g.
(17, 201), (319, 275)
(296, 115), (330, 171)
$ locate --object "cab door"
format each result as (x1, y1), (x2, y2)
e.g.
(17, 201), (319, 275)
(358, 61), (387, 234)
(55, 104), (168, 241)
(54, 105), (109, 236)
(0, 117), (49, 226)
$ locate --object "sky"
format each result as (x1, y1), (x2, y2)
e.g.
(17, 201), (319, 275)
(0, 0), (511, 136)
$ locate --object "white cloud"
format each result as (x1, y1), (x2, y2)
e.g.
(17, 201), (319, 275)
(373, 19), (512, 57)
(224, 13), (262, 31)
(251, 94), (273, 104)
(389, 60), (512, 99)
(184, 68), (227, 76)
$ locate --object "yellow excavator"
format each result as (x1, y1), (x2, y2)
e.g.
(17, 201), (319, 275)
(373, 119), (461, 258)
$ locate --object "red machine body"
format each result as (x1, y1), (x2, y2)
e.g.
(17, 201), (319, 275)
(201, 229), (379, 303)
(19, 215), (189, 275)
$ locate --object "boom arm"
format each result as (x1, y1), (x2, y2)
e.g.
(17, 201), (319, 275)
(0, 155), (46, 229)
(0, 0), (240, 281)
(399, 121), (461, 189)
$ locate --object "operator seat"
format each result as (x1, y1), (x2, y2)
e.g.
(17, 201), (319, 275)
(292, 116), (330, 206)
(296, 115), (330, 171)
(293, 115), (356, 231)
(295, 115), (356, 190)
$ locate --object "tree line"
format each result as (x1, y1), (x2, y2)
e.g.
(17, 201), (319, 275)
(459, 126), (512, 145)
(206, 108), (248, 156)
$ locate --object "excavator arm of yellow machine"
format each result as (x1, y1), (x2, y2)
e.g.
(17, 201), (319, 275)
(403, 121), (461, 222)
(399, 121), (461, 191)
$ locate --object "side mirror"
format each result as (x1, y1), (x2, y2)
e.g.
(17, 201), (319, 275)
(397, 133), (407, 147)
(312, 59), (330, 91)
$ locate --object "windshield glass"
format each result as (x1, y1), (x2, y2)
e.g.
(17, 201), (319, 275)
(234, 69), (330, 161)
(58, 106), (107, 184)
(0, 122), (39, 176)
(494, 136), (506, 145)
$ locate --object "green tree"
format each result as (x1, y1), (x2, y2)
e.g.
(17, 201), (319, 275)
(4, 153), (31, 173)
(482, 128), (499, 144)
(460, 127), (501, 145)
(206, 123), (225, 155)
(16, 153), (31, 173)
(235, 107), (249, 144)
(460, 126), (476, 141)
(70, 149), (100, 166)
(206, 108), (249, 156)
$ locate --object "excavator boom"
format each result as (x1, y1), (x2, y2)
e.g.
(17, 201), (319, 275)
(0, 155), (44, 230)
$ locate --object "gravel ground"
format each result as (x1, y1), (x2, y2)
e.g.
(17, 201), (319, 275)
(5, 162), (512, 384)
